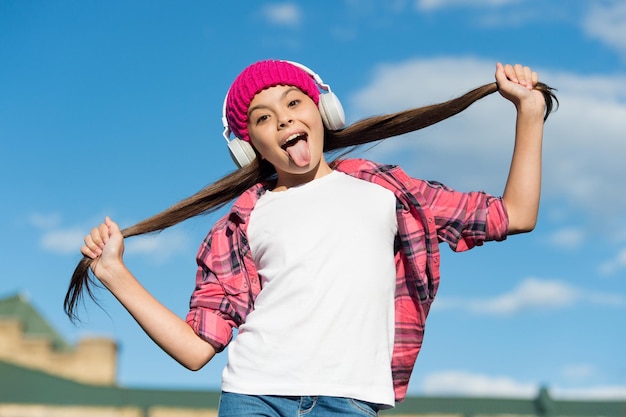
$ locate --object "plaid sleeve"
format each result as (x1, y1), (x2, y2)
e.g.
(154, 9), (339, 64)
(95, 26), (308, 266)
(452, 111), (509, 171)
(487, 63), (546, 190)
(419, 180), (509, 252)
(185, 229), (238, 353)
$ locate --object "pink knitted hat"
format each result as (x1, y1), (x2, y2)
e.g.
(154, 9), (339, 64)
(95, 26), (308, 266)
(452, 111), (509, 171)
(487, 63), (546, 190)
(225, 60), (320, 142)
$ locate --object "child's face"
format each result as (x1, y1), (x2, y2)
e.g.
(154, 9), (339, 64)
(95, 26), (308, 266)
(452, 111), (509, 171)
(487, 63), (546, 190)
(247, 85), (331, 189)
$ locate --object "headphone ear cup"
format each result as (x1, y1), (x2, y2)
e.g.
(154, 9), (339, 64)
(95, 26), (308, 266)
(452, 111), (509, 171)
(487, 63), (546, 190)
(318, 92), (346, 131)
(227, 137), (257, 168)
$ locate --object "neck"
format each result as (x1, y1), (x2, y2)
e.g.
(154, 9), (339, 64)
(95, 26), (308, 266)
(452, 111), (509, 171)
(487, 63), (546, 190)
(273, 159), (333, 191)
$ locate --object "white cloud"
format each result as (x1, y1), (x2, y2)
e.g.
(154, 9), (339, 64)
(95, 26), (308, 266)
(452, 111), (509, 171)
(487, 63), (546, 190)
(421, 370), (626, 399)
(546, 227), (585, 250)
(422, 370), (537, 397)
(552, 385), (626, 400)
(40, 228), (85, 254)
(599, 247), (626, 276)
(414, 1), (570, 28)
(261, 3), (301, 27)
(561, 363), (597, 380)
(124, 230), (190, 263)
(342, 0), (415, 19)
(387, 0), (410, 14)
(28, 212), (84, 254)
(416, 0), (517, 12)
(349, 56), (498, 125)
(434, 277), (626, 315)
(30, 212), (190, 262)
(348, 57), (626, 237)
(583, 1), (626, 57)
(330, 26), (358, 42)
(28, 212), (61, 229)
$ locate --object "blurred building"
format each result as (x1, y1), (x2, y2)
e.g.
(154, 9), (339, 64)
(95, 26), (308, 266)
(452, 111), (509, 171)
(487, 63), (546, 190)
(0, 293), (623, 417)
(0, 293), (116, 386)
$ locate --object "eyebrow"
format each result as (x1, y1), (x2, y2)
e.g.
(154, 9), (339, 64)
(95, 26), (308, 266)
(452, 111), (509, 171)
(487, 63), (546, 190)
(247, 87), (301, 117)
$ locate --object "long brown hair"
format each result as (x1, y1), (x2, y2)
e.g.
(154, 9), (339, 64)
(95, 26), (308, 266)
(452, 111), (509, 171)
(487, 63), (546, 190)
(64, 81), (558, 321)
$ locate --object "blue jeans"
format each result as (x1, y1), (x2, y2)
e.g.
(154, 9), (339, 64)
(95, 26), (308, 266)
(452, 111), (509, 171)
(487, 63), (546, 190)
(218, 392), (380, 417)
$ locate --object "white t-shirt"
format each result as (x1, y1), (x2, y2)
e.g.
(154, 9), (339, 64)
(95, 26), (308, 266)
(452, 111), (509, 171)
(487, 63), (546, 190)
(221, 171), (398, 407)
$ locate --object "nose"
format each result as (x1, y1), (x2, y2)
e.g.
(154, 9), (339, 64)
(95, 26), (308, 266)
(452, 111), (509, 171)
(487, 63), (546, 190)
(277, 112), (293, 128)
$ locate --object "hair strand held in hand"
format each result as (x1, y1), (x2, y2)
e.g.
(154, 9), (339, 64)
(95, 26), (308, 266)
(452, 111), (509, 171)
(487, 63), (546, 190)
(64, 79), (558, 321)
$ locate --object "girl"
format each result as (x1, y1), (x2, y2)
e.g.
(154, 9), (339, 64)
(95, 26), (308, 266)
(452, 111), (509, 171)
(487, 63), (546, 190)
(65, 59), (557, 416)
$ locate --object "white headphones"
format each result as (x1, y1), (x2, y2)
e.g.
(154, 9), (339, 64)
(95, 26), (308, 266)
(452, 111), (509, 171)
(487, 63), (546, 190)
(221, 61), (346, 168)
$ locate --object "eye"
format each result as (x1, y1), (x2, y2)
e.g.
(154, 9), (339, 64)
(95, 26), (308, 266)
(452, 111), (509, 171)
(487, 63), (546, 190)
(288, 99), (300, 107)
(255, 114), (269, 125)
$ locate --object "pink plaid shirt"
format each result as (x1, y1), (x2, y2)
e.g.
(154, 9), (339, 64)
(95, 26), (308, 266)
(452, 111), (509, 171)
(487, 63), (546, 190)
(186, 158), (508, 402)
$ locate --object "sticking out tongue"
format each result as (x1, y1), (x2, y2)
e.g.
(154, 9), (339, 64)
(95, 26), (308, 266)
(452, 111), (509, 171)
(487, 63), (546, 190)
(284, 138), (311, 167)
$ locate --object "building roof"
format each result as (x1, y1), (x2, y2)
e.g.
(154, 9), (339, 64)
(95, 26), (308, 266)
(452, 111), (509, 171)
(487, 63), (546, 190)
(2, 358), (625, 416)
(0, 359), (220, 410)
(0, 293), (71, 351)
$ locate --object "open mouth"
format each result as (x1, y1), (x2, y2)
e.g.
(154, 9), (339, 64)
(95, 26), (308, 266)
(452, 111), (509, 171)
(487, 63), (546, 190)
(281, 133), (307, 150)
(280, 132), (311, 167)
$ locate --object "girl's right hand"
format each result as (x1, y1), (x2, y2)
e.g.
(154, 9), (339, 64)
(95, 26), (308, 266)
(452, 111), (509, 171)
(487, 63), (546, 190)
(81, 218), (216, 368)
(81, 216), (125, 282)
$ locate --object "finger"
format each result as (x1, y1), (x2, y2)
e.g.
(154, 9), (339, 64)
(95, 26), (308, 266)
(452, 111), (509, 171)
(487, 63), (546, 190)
(98, 222), (110, 245)
(81, 245), (99, 259)
(503, 63), (518, 83)
(81, 236), (100, 258)
(495, 62), (507, 87)
(523, 66), (532, 87)
(513, 64), (528, 87)
(83, 233), (101, 255)
(105, 216), (121, 236)
(531, 70), (538, 87)
(89, 226), (105, 249)
(523, 66), (536, 89)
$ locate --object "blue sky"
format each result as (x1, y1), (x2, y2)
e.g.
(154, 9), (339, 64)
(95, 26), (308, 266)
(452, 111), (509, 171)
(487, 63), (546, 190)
(1, 0), (625, 400)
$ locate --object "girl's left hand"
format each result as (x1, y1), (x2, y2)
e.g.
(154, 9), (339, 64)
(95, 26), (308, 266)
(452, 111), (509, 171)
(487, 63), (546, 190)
(495, 63), (545, 114)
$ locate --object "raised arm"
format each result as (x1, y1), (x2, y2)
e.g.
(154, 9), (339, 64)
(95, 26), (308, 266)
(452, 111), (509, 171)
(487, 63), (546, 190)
(81, 216), (216, 370)
(496, 63), (547, 234)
